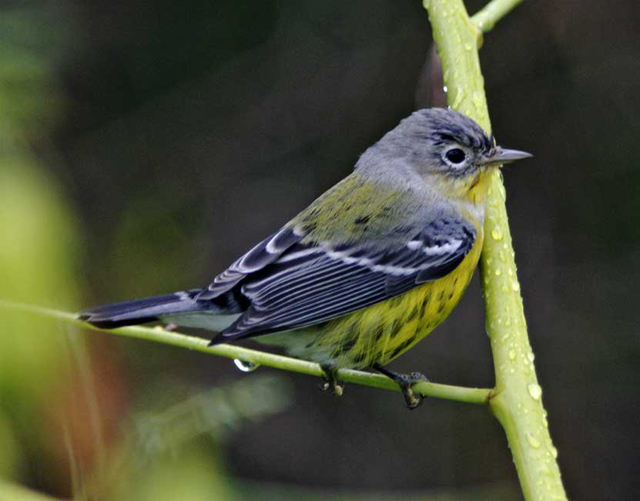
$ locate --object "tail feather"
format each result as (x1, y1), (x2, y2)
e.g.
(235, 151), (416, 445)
(78, 289), (207, 329)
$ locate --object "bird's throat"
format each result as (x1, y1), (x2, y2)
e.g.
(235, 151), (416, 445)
(466, 170), (493, 205)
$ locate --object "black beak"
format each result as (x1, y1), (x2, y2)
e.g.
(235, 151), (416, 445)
(482, 147), (532, 165)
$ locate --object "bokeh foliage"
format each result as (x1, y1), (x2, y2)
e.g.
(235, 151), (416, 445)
(0, 0), (638, 499)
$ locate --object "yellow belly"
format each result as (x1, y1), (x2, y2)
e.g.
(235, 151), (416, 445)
(303, 236), (483, 369)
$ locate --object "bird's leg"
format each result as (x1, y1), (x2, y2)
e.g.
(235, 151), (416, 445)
(164, 323), (178, 331)
(319, 363), (344, 397)
(373, 363), (428, 410)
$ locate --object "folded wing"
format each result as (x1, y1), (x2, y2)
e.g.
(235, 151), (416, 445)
(204, 217), (476, 342)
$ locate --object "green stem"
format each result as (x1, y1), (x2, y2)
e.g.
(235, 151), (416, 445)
(423, 1), (567, 500)
(471, 0), (525, 33)
(0, 300), (490, 406)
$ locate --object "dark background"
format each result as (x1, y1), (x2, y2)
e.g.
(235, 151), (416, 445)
(0, 0), (638, 499)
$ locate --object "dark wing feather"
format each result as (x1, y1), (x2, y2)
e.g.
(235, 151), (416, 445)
(212, 217), (476, 341)
(196, 227), (301, 300)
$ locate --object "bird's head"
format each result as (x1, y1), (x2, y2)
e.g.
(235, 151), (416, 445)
(358, 108), (531, 201)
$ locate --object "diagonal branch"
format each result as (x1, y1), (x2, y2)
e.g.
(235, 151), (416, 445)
(471, 0), (526, 33)
(0, 300), (491, 405)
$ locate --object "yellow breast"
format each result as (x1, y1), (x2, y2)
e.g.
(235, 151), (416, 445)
(269, 174), (491, 370)
(310, 230), (484, 369)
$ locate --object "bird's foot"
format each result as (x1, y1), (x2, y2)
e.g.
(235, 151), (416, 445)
(374, 364), (428, 410)
(164, 323), (178, 331)
(319, 364), (345, 397)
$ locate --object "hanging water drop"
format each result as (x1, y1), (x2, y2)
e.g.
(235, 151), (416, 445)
(234, 359), (260, 372)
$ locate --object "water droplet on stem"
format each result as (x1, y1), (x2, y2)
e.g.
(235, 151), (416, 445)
(528, 383), (542, 400)
(526, 432), (541, 449)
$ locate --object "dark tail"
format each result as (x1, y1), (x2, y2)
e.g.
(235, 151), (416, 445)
(78, 289), (207, 329)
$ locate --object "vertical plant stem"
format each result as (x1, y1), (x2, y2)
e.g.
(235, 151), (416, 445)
(422, 1), (567, 499)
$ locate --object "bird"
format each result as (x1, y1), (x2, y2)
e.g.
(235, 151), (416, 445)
(79, 108), (531, 408)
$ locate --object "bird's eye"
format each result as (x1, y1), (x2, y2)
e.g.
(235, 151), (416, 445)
(445, 148), (466, 165)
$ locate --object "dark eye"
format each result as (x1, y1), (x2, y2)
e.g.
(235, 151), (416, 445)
(445, 148), (466, 164)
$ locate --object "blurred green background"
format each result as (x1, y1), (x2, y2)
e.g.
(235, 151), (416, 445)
(0, 0), (638, 499)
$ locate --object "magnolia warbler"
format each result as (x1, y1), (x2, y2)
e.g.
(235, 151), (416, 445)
(79, 108), (531, 407)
